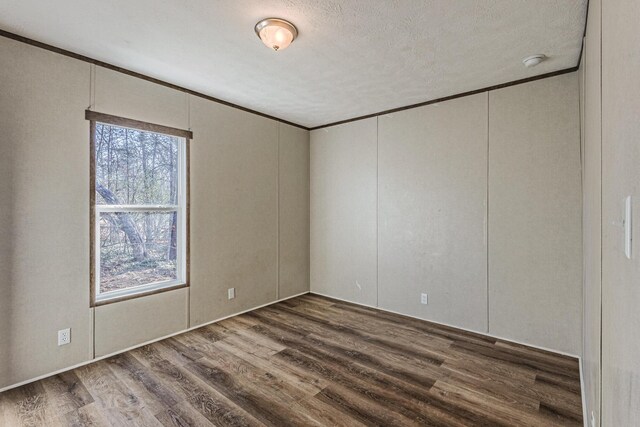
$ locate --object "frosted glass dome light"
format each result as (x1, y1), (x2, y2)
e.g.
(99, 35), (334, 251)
(255, 18), (298, 51)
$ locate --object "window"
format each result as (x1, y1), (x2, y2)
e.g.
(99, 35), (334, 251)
(88, 111), (190, 305)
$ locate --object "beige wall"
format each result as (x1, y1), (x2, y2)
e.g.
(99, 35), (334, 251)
(601, 0), (640, 423)
(580, 0), (602, 423)
(189, 100), (310, 328)
(580, 0), (640, 423)
(0, 37), (310, 390)
(488, 74), (582, 355)
(279, 125), (311, 299)
(94, 288), (189, 356)
(188, 97), (280, 326)
(311, 74), (582, 354)
(0, 36), (93, 389)
(378, 94), (488, 332)
(93, 67), (189, 130)
(310, 119), (378, 306)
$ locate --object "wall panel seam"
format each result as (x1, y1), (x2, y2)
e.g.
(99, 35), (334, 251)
(486, 91), (490, 334)
(376, 116), (379, 308)
(597, 0), (602, 421)
(277, 123), (280, 300)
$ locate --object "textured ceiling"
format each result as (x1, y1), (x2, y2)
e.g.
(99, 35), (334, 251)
(0, 0), (587, 128)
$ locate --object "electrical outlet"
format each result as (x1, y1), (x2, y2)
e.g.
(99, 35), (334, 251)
(421, 293), (428, 305)
(228, 288), (235, 300)
(58, 328), (71, 346)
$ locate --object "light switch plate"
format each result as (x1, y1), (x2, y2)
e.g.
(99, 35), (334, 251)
(228, 288), (236, 300)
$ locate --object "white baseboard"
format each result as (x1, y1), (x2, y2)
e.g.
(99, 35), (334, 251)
(0, 291), (310, 393)
(579, 357), (588, 427)
(309, 290), (580, 359)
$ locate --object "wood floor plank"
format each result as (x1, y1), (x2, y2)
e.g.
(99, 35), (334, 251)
(249, 309), (442, 389)
(494, 340), (580, 365)
(197, 322), (239, 342)
(292, 394), (368, 427)
(184, 356), (318, 427)
(170, 328), (228, 356)
(233, 327), (288, 354)
(328, 299), (498, 346)
(442, 358), (582, 421)
(40, 371), (95, 418)
(296, 294), (336, 307)
(53, 402), (113, 427)
(535, 371), (582, 394)
(441, 370), (540, 412)
(105, 352), (182, 414)
(154, 401), (216, 427)
(276, 347), (474, 427)
(533, 380), (583, 420)
(0, 381), (49, 426)
(450, 340), (580, 380)
(0, 294), (583, 426)
(129, 339), (200, 370)
(430, 381), (537, 427)
(74, 361), (163, 427)
(143, 357), (262, 427)
(217, 315), (260, 332)
(538, 402), (584, 426)
(442, 355), (538, 386)
(201, 348), (311, 404)
(287, 300), (455, 351)
(158, 337), (204, 365)
(266, 304), (449, 366)
(212, 337), (326, 396)
(314, 385), (424, 426)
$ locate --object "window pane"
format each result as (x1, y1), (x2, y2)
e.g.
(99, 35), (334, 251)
(95, 123), (179, 205)
(99, 211), (178, 293)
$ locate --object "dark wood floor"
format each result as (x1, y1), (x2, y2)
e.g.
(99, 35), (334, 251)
(0, 294), (583, 426)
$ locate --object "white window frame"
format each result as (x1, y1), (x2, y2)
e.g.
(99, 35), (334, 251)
(92, 119), (188, 304)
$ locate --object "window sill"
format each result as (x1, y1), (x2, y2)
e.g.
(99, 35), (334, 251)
(92, 282), (188, 307)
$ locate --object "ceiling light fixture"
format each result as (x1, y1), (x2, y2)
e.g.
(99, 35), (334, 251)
(255, 18), (298, 51)
(522, 54), (546, 68)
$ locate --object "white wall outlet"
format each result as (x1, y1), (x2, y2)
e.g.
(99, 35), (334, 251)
(58, 328), (71, 346)
(228, 288), (235, 300)
(421, 293), (428, 305)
